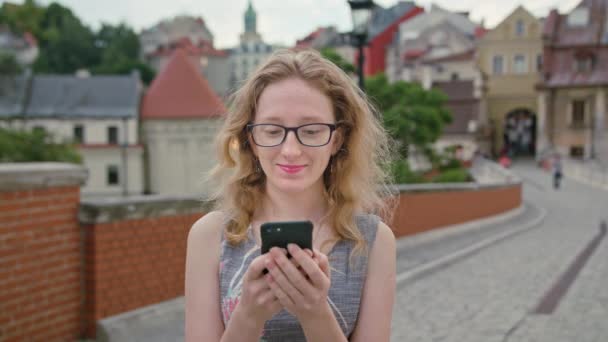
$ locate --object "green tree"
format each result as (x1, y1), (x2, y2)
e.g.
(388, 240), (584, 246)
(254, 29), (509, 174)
(320, 48), (355, 74)
(93, 23), (156, 84)
(365, 73), (452, 159)
(0, 52), (22, 75)
(0, 127), (82, 163)
(0, 0), (45, 36)
(33, 3), (100, 73)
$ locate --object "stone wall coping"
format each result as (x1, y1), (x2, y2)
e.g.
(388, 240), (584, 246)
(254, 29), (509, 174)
(0, 162), (88, 191)
(79, 159), (520, 224)
(79, 194), (213, 224)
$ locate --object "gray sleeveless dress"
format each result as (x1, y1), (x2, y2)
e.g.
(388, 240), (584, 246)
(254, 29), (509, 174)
(219, 214), (379, 341)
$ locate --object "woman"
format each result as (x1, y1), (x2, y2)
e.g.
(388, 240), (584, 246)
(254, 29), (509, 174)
(185, 49), (396, 341)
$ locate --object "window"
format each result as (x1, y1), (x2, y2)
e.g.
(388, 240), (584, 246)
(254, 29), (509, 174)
(451, 72), (460, 81)
(515, 20), (525, 36)
(107, 165), (120, 185)
(570, 146), (585, 158)
(537, 54), (543, 72)
(571, 100), (586, 128)
(568, 8), (589, 27)
(493, 55), (504, 75)
(108, 126), (118, 145)
(73, 125), (84, 144)
(574, 56), (594, 73)
(513, 54), (527, 74)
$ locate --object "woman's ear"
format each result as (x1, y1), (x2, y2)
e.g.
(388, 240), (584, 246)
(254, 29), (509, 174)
(331, 128), (344, 156)
(247, 134), (258, 157)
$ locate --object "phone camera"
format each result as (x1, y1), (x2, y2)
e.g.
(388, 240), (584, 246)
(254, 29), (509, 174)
(276, 227), (281, 232)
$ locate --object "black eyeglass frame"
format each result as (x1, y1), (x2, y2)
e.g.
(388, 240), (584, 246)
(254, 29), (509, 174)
(246, 123), (338, 147)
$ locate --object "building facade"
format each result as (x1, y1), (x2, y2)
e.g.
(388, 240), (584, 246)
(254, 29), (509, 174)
(476, 6), (543, 157)
(140, 49), (225, 196)
(140, 16), (231, 97)
(538, 0), (608, 161)
(0, 26), (38, 66)
(0, 72), (144, 197)
(364, 2), (422, 76)
(229, 0), (276, 88)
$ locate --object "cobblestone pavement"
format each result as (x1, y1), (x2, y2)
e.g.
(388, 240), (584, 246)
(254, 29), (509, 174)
(391, 161), (608, 342)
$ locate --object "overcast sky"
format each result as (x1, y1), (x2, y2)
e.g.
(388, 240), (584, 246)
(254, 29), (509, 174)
(5, 0), (581, 49)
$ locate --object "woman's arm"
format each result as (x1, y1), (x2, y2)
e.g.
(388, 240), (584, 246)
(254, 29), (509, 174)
(349, 221), (396, 342)
(185, 211), (225, 341)
(185, 211), (281, 342)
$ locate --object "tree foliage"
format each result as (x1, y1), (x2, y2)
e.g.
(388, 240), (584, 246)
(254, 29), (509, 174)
(320, 48), (355, 74)
(1, 1), (155, 84)
(0, 127), (82, 164)
(0, 52), (21, 75)
(365, 73), (452, 159)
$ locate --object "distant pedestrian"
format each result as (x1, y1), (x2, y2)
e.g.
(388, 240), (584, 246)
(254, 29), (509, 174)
(499, 153), (512, 168)
(552, 154), (563, 189)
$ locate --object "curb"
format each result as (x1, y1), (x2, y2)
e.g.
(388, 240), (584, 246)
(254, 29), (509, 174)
(396, 204), (525, 253)
(396, 203), (547, 285)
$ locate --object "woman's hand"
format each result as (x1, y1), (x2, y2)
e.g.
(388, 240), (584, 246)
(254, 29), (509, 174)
(232, 254), (283, 327)
(264, 244), (331, 322)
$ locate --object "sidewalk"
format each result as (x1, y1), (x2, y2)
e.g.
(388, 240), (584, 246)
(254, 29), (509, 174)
(391, 162), (608, 342)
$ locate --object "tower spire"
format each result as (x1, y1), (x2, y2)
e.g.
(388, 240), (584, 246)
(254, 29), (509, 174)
(244, 0), (257, 34)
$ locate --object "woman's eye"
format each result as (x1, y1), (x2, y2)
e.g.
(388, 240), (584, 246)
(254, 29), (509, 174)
(302, 129), (319, 135)
(264, 129), (282, 136)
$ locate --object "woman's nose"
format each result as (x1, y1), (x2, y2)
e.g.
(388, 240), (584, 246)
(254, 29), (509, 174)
(280, 131), (302, 157)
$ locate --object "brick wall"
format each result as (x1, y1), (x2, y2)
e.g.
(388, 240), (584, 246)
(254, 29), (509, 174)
(0, 164), (87, 342)
(81, 213), (201, 337)
(0, 162), (522, 341)
(390, 184), (522, 237)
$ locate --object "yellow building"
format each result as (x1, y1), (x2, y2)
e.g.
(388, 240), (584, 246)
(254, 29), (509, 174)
(476, 6), (543, 156)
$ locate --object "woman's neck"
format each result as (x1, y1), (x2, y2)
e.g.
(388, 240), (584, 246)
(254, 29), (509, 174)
(258, 183), (328, 223)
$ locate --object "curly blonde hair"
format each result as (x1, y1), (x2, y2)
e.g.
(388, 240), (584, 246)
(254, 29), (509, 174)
(208, 49), (394, 255)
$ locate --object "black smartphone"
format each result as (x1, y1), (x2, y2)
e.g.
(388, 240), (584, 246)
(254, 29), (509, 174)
(260, 220), (313, 256)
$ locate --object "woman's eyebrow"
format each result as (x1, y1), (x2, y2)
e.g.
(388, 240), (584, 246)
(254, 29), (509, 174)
(256, 115), (329, 123)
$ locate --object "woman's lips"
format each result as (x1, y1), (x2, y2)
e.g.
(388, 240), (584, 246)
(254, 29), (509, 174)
(278, 164), (306, 174)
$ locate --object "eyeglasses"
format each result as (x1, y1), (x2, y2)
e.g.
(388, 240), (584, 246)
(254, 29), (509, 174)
(246, 123), (337, 147)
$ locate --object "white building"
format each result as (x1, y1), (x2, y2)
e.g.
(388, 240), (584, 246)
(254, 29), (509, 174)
(0, 26), (39, 66)
(0, 72), (144, 197)
(139, 16), (213, 58)
(229, 0), (277, 87)
(140, 49), (225, 196)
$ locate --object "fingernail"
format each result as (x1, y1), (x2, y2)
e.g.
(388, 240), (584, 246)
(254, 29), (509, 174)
(288, 244), (297, 251)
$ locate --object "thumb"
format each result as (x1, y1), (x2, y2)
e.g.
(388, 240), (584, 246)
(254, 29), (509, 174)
(245, 255), (268, 280)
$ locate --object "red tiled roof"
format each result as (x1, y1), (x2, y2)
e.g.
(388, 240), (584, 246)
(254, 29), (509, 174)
(474, 26), (488, 39)
(423, 49), (475, 64)
(141, 49), (225, 119)
(295, 27), (326, 49)
(403, 49), (426, 61)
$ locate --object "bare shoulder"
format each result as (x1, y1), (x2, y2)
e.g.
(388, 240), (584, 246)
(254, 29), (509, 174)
(373, 220), (396, 251)
(188, 210), (226, 246)
(185, 210), (227, 340)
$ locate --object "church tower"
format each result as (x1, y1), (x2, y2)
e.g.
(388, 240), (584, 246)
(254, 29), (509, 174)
(240, 0), (262, 43)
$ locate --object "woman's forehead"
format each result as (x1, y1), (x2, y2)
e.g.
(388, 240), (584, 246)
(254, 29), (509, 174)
(255, 79), (334, 122)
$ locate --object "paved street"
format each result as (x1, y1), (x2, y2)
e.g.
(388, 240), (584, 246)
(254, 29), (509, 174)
(391, 161), (608, 342)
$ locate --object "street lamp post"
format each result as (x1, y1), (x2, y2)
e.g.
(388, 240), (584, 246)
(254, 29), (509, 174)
(347, 0), (374, 92)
